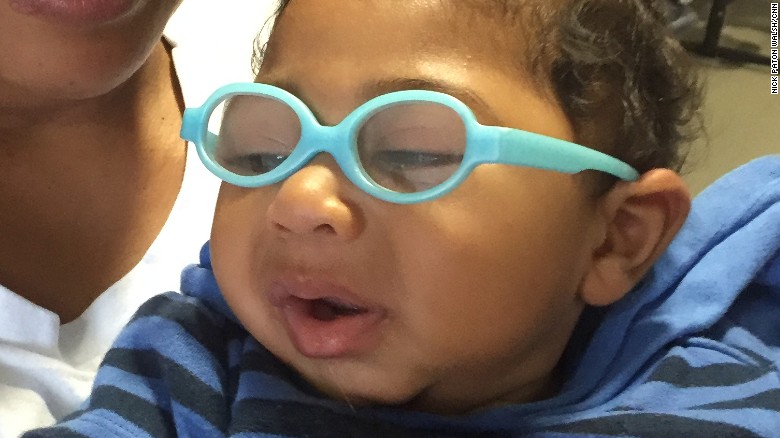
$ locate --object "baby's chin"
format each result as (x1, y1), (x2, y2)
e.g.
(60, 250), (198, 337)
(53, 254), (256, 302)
(313, 379), (488, 416)
(265, 335), (442, 409)
(293, 360), (497, 415)
(303, 367), (431, 409)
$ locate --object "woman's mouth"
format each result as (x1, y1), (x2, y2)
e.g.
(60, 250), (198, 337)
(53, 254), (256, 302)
(268, 280), (386, 358)
(10, 0), (137, 26)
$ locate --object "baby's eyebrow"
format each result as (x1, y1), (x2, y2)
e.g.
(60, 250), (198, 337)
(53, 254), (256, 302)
(255, 78), (301, 99)
(359, 78), (501, 125)
(254, 76), (502, 125)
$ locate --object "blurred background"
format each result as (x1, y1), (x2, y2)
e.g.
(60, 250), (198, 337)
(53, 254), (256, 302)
(666, 0), (779, 194)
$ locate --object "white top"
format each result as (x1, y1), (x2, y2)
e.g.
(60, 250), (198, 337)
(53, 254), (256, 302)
(0, 2), (276, 436)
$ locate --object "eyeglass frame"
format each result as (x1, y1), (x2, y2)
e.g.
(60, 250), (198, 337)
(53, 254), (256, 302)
(180, 82), (640, 204)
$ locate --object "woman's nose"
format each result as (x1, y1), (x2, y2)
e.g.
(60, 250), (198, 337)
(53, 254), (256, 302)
(265, 154), (362, 241)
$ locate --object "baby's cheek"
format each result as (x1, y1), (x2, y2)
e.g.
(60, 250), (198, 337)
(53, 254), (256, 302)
(389, 205), (580, 363)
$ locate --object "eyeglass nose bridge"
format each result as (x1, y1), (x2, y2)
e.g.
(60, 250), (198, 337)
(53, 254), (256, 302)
(277, 121), (370, 189)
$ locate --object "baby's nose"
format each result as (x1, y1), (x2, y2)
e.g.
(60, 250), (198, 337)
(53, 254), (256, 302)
(265, 154), (362, 240)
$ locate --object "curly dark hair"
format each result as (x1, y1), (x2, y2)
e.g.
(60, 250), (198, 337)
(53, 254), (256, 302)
(547, 0), (703, 174)
(252, 0), (703, 178)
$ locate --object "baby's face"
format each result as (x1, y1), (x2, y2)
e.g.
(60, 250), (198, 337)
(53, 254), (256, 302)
(211, 0), (604, 414)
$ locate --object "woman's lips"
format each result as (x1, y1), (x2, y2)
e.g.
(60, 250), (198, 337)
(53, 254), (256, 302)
(10, 0), (137, 25)
(268, 280), (386, 358)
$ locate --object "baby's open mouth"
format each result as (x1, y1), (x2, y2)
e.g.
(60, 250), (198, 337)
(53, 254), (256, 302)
(268, 281), (386, 358)
(307, 297), (368, 321)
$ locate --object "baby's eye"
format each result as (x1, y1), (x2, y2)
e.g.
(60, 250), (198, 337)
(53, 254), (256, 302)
(368, 150), (462, 192)
(215, 132), (294, 176)
(372, 150), (462, 170)
(221, 152), (289, 175)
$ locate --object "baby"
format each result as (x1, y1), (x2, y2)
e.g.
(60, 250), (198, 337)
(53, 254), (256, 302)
(31, 0), (780, 436)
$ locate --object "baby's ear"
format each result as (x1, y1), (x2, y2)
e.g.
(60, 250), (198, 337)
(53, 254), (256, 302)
(579, 169), (691, 306)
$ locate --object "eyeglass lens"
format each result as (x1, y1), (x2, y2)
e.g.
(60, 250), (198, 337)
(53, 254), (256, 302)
(209, 94), (302, 176)
(209, 94), (467, 193)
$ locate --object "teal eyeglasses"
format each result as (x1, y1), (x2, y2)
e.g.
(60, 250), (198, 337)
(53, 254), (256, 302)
(181, 83), (639, 204)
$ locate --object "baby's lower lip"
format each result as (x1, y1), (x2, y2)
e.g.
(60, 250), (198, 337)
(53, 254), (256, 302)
(268, 283), (386, 358)
(10, 0), (136, 25)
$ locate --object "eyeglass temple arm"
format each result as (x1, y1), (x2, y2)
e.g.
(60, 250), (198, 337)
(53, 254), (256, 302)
(493, 128), (640, 181)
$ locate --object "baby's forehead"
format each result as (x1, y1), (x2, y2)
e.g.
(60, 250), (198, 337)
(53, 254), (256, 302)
(261, 0), (555, 85)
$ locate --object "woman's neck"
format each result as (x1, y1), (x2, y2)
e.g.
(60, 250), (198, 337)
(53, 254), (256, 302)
(0, 41), (187, 323)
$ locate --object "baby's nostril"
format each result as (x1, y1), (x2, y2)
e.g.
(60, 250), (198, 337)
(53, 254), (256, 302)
(313, 224), (336, 234)
(273, 222), (291, 233)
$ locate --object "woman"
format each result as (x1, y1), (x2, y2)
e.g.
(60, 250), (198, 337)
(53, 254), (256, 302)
(0, 0), (275, 434)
